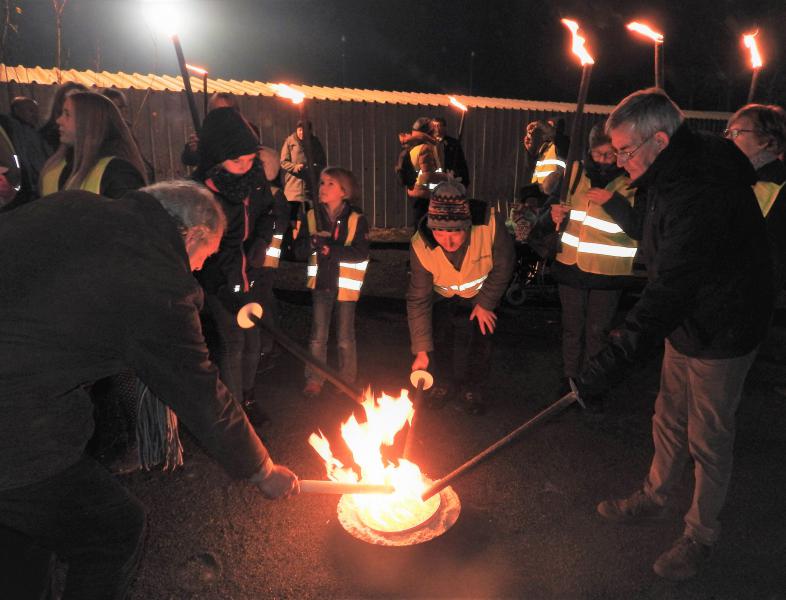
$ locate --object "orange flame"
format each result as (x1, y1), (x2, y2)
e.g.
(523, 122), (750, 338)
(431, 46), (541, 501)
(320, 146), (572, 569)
(185, 63), (208, 76)
(743, 31), (763, 69)
(448, 96), (468, 112)
(270, 83), (305, 105)
(561, 19), (595, 65)
(308, 389), (441, 532)
(626, 21), (664, 43)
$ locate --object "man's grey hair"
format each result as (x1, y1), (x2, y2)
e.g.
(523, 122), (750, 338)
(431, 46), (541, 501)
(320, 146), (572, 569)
(142, 180), (226, 235)
(606, 87), (685, 139)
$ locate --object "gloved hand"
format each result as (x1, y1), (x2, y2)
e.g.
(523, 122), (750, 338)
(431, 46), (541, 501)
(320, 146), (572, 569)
(216, 285), (246, 313)
(255, 463), (299, 499)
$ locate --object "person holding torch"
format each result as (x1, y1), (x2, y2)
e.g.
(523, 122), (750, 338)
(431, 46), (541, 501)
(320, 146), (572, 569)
(577, 88), (772, 581)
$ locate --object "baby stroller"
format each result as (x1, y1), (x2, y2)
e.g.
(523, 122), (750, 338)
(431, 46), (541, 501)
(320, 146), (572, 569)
(504, 184), (557, 306)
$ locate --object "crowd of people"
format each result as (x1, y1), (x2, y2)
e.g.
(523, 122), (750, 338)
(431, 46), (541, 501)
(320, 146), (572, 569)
(1, 82), (785, 597)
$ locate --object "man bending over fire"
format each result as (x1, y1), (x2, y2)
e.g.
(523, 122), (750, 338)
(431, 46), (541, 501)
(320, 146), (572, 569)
(0, 180), (299, 599)
(407, 180), (514, 414)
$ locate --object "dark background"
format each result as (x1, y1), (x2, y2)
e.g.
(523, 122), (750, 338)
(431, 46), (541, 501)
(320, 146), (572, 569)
(2, 0), (784, 111)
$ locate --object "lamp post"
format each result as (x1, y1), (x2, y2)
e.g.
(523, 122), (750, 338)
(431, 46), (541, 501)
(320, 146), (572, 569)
(558, 19), (595, 208)
(743, 31), (763, 104)
(186, 63), (209, 118)
(627, 21), (664, 89)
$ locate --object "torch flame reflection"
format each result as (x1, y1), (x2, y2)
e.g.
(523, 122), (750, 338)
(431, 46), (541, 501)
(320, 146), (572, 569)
(561, 19), (595, 66)
(743, 31), (763, 69)
(449, 96), (468, 112)
(626, 21), (664, 43)
(308, 389), (441, 532)
(270, 83), (305, 105)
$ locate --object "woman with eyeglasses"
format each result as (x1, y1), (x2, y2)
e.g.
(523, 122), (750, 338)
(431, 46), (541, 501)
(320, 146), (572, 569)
(548, 123), (638, 411)
(725, 104), (786, 294)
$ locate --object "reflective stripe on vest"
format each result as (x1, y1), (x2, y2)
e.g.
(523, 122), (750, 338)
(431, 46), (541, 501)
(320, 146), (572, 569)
(40, 156), (115, 197)
(411, 207), (497, 299)
(556, 169), (638, 275)
(262, 234), (284, 268)
(305, 209), (367, 301)
(531, 144), (565, 183)
(753, 180), (786, 218)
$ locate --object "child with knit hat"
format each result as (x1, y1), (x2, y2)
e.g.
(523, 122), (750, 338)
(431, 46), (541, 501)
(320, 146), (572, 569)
(407, 180), (515, 414)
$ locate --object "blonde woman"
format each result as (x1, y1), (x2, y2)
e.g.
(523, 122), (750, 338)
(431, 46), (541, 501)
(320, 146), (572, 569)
(39, 91), (147, 199)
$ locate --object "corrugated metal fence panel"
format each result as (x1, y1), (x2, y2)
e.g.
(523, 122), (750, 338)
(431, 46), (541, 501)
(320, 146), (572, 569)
(1, 81), (728, 228)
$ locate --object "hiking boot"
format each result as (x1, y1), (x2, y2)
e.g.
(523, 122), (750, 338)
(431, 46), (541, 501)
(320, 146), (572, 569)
(596, 489), (670, 523)
(653, 535), (711, 581)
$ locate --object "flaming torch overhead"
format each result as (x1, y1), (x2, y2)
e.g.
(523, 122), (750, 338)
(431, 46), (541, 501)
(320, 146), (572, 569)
(558, 19), (595, 208)
(627, 21), (664, 88)
(743, 31), (763, 104)
(448, 95), (469, 141)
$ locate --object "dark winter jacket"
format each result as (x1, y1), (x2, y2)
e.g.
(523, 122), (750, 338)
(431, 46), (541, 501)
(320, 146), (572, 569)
(580, 124), (772, 392)
(195, 160), (288, 308)
(0, 190), (270, 491)
(755, 158), (786, 294)
(407, 200), (515, 354)
(436, 134), (471, 188)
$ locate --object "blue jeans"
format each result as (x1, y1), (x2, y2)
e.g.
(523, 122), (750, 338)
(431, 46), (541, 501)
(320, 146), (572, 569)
(0, 457), (146, 599)
(307, 290), (357, 385)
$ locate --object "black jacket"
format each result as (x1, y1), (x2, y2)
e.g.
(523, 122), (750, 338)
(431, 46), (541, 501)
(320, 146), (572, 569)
(0, 191), (270, 490)
(756, 159), (786, 293)
(438, 134), (470, 188)
(580, 124), (772, 392)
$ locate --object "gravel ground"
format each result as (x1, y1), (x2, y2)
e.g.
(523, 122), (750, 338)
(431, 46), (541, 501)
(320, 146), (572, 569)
(124, 248), (786, 600)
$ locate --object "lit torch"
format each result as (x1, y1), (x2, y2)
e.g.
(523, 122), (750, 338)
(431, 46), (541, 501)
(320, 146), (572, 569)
(743, 31), (763, 104)
(270, 83), (324, 232)
(448, 95), (468, 141)
(186, 63), (208, 118)
(627, 21), (664, 89)
(558, 19), (595, 210)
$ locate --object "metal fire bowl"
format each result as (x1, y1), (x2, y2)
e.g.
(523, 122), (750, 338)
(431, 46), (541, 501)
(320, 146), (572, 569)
(336, 486), (461, 547)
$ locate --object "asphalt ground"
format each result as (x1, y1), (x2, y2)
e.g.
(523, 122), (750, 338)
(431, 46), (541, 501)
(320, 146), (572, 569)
(124, 248), (786, 599)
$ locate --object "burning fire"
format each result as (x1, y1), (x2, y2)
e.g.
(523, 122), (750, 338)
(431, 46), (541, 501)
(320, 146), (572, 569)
(626, 21), (664, 43)
(743, 31), (763, 69)
(561, 19), (594, 65)
(270, 83), (305, 104)
(448, 96), (468, 112)
(309, 389), (441, 532)
(185, 63), (208, 76)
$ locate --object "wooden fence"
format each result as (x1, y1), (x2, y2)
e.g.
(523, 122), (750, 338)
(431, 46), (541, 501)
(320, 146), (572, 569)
(0, 80), (728, 228)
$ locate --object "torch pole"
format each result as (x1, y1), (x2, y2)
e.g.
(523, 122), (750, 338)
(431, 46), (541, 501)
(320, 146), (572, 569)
(457, 111), (466, 143)
(558, 64), (593, 207)
(747, 68), (760, 104)
(654, 42), (663, 89)
(298, 104), (326, 233)
(241, 306), (363, 402)
(202, 73), (208, 118)
(421, 391), (581, 501)
(171, 34), (202, 132)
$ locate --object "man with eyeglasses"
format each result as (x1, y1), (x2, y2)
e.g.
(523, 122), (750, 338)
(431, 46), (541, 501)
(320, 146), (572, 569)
(575, 88), (772, 581)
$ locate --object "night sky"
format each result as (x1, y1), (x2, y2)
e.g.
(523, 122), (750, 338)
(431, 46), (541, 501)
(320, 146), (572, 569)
(3, 0), (784, 111)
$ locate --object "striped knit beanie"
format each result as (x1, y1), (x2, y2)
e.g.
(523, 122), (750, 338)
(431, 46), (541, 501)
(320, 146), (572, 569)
(428, 181), (471, 231)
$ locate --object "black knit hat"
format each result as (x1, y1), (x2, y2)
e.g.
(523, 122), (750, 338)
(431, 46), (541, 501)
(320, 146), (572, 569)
(198, 107), (259, 170)
(428, 181), (471, 231)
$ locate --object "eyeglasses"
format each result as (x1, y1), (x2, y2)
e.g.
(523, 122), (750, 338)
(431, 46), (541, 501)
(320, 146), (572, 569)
(614, 135), (655, 162)
(723, 128), (756, 139)
(590, 150), (617, 161)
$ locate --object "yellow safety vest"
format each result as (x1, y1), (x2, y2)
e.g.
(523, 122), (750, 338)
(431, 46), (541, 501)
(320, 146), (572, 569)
(262, 234), (283, 268)
(556, 169), (638, 276)
(411, 207), (496, 299)
(305, 210), (368, 301)
(753, 180), (786, 218)
(40, 156), (115, 197)
(531, 142), (566, 186)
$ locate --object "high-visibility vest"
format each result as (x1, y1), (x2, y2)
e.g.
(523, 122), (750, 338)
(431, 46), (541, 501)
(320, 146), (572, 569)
(556, 169), (638, 276)
(531, 142), (566, 186)
(306, 209), (368, 302)
(262, 234), (283, 268)
(409, 143), (443, 192)
(40, 156), (115, 197)
(411, 208), (496, 299)
(753, 180), (786, 218)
